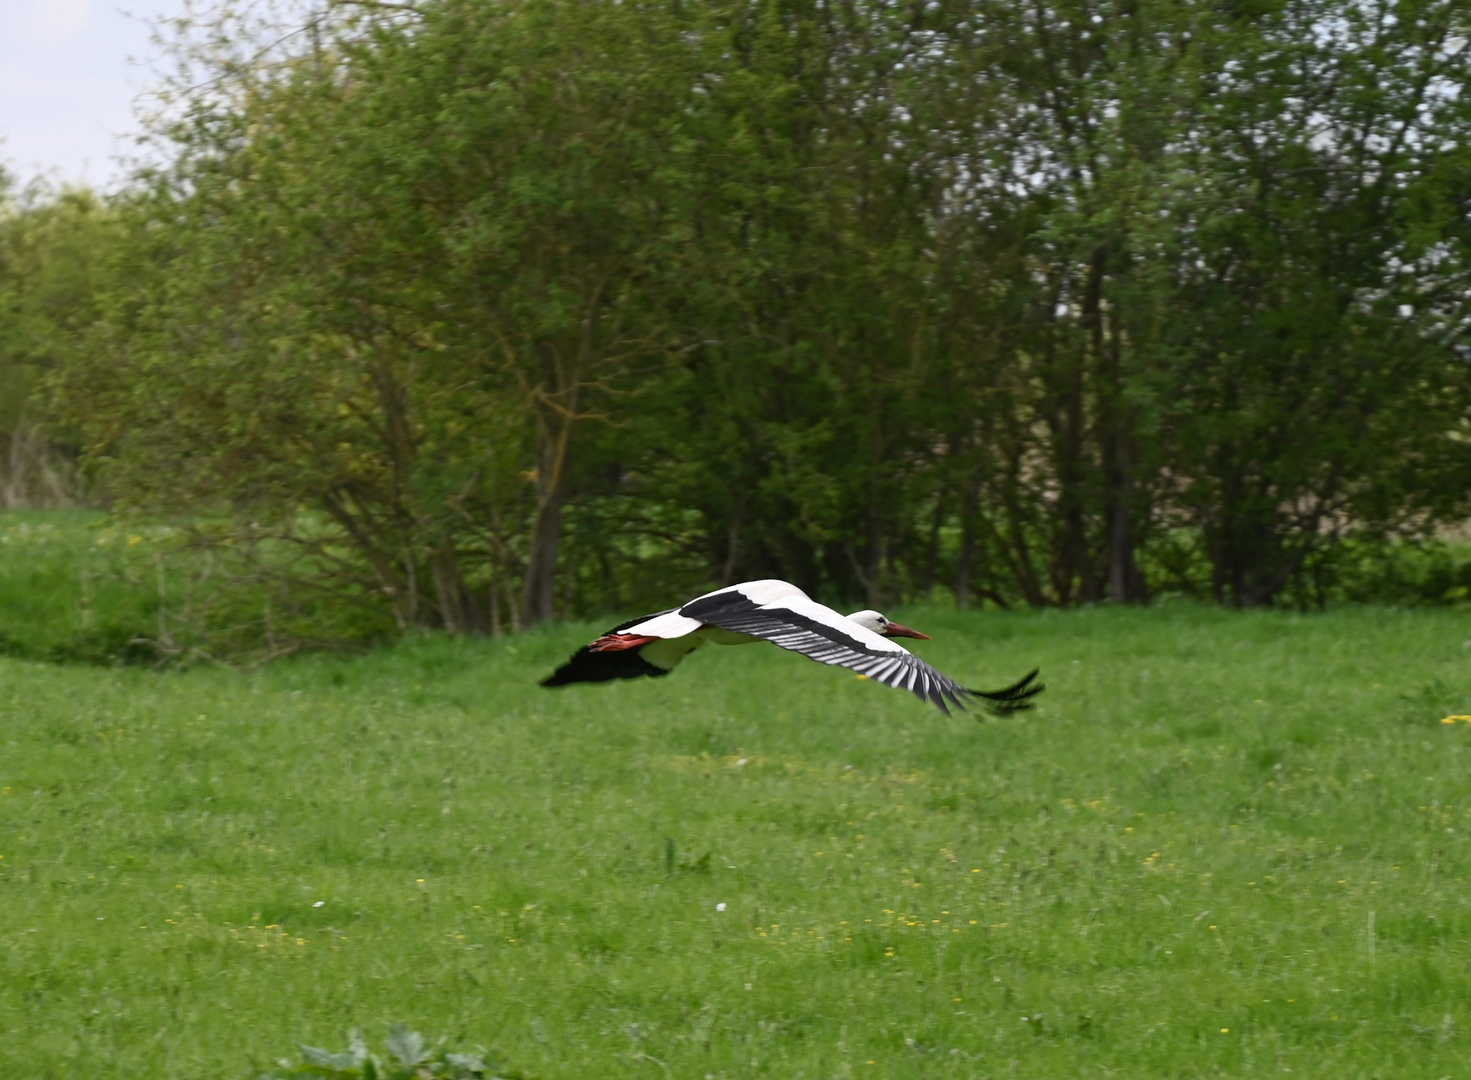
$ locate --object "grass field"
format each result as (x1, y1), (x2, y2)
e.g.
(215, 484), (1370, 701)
(3, 595), (1471, 1077)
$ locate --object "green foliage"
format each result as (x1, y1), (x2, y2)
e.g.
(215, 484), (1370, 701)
(0, 509), (395, 666)
(22, 0), (1471, 656)
(0, 511), (161, 663)
(0, 181), (113, 506)
(1310, 539), (1471, 608)
(258, 1026), (520, 1080)
(3, 604), (1471, 1076)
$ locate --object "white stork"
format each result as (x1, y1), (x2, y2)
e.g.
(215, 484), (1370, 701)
(540, 578), (1042, 715)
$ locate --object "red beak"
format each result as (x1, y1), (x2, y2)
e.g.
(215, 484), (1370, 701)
(883, 622), (930, 640)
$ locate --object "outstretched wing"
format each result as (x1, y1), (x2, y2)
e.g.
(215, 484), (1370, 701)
(540, 610), (678, 687)
(680, 585), (1033, 716)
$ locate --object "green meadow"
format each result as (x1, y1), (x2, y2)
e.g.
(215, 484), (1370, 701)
(3, 570), (1471, 1076)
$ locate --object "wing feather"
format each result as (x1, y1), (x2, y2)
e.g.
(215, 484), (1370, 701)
(681, 587), (990, 714)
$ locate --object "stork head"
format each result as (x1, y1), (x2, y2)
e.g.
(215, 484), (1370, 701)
(847, 609), (930, 639)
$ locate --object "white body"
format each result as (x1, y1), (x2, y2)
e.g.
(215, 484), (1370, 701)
(622, 579), (910, 672)
(542, 577), (1040, 715)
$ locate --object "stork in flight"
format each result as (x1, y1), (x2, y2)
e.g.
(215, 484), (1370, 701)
(540, 579), (1042, 715)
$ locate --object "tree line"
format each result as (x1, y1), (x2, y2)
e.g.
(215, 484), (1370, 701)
(4, 0), (1471, 651)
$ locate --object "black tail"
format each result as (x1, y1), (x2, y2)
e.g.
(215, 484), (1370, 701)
(970, 668), (1043, 716)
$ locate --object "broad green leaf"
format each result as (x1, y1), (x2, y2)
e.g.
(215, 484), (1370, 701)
(384, 1025), (428, 1067)
(298, 1044), (360, 1073)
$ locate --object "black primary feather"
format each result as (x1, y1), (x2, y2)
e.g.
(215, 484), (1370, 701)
(970, 668), (1043, 715)
(540, 611), (676, 687)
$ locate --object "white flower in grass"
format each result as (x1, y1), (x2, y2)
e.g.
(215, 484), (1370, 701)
(716, 902), (727, 912)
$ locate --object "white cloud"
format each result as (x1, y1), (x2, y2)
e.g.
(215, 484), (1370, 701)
(26, 0), (94, 39)
(0, 0), (179, 186)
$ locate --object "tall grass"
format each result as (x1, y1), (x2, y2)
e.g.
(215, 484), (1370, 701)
(2, 594), (1469, 1076)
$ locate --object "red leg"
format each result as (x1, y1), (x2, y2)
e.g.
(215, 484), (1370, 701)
(589, 633), (661, 653)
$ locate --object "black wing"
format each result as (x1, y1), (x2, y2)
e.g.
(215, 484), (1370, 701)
(681, 590), (1038, 716)
(540, 610), (676, 687)
(970, 668), (1043, 715)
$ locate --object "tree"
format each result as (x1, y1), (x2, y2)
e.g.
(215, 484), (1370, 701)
(44, 0), (1471, 659)
(0, 181), (113, 506)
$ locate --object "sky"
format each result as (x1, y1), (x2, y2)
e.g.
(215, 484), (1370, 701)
(1, 0), (184, 190)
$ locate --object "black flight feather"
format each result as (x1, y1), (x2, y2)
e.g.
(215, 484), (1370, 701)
(970, 668), (1043, 715)
(540, 610), (677, 687)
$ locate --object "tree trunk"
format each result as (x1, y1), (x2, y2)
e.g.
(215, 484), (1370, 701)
(999, 465), (1048, 608)
(1105, 500), (1149, 604)
(954, 485), (977, 610)
(321, 490), (415, 632)
(1093, 261), (1149, 605)
(522, 387), (575, 625)
(923, 490), (945, 602)
(431, 541), (485, 634)
(865, 500), (884, 609)
(523, 485), (565, 625)
(1040, 278), (1096, 606)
